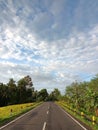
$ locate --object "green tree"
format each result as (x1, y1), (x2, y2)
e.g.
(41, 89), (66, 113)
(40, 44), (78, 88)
(7, 78), (18, 104)
(24, 75), (33, 89)
(65, 75), (98, 115)
(0, 83), (9, 106)
(17, 78), (27, 103)
(65, 81), (88, 110)
(17, 75), (34, 103)
(48, 88), (61, 101)
(37, 89), (48, 101)
(32, 90), (38, 102)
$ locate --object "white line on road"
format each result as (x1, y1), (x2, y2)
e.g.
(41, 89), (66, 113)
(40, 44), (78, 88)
(42, 122), (47, 130)
(47, 111), (49, 114)
(58, 105), (88, 130)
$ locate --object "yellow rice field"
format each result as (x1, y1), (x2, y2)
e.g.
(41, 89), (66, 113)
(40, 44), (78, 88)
(0, 102), (41, 122)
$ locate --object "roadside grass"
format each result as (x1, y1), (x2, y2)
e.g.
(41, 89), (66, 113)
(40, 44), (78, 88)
(0, 102), (42, 126)
(56, 101), (98, 130)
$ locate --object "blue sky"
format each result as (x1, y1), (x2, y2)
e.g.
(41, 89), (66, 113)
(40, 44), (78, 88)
(0, 0), (98, 93)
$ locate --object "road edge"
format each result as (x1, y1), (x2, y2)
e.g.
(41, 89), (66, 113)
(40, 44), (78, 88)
(0, 103), (43, 130)
(57, 104), (89, 130)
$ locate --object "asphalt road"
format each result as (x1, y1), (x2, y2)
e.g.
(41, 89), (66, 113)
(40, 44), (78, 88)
(0, 102), (88, 130)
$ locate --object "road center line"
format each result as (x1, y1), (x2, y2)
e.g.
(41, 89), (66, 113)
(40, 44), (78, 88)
(42, 122), (47, 130)
(47, 111), (49, 114)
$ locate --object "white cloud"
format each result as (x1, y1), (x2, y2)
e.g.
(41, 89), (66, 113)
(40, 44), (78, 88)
(0, 0), (98, 93)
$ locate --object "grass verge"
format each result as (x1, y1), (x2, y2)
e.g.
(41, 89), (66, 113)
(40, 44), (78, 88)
(56, 101), (98, 130)
(0, 102), (42, 126)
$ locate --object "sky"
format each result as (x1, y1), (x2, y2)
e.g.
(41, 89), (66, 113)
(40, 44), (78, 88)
(0, 0), (98, 93)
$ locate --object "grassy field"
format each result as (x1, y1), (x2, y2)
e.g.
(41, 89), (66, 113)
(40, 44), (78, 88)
(56, 101), (98, 130)
(0, 102), (42, 126)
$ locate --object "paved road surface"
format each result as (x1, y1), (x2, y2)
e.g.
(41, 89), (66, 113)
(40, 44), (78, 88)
(0, 102), (88, 130)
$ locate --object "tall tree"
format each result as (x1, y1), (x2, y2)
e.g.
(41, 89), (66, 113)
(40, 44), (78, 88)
(37, 89), (48, 101)
(48, 88), (61, 101)
(17, 78), (28, 103)
(0, 83), (9, 106)
(7, 78), (18, 104)
(17, 75), (34, 103)
(24, 75), (33, 89)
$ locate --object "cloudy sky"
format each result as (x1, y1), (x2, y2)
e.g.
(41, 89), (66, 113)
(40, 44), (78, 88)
(0, 0), (98, 93)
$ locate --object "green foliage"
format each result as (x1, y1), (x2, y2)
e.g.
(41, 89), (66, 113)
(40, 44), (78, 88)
(0, 74), (62, 106)
(37, 89), (48, 101)
(48, 88), (61, 101)
(0, 83), (9, 106)
(7, 78), (18, 104)
(65, 75), (98, 115)
(0, 75), (34, 106)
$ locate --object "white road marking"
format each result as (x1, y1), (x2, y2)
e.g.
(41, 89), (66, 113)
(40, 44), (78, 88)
(58, 105), (88, 130)
(42, 122), (47, 130)
(47, 111), (49, 114)
(0, 104), (43, 130)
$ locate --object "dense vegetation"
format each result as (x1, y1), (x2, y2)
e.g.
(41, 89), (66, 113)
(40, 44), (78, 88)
(0, 75), (61, 107)
(1, 74), (98, 117)
(64, 75), (98, 115)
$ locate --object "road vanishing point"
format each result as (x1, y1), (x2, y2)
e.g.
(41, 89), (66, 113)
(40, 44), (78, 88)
(0, 102), (89, 130)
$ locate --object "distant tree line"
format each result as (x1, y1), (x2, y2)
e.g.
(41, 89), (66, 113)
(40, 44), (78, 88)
(0, 75), (61, 107)
(64, 75), (98, 115)
(1, 73), (98, 115)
